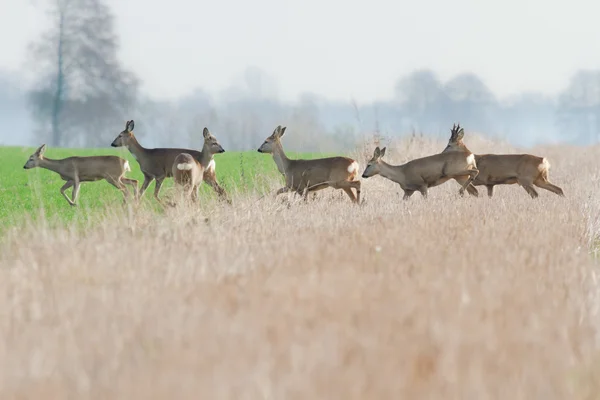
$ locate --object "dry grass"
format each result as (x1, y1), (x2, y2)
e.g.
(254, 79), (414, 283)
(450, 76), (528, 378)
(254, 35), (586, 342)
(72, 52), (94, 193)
(1, 134), (600, 399)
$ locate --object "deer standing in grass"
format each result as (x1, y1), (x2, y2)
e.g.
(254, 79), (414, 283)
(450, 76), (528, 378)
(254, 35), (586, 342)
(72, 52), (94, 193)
(257, 125), (362, 203)
(441, 124), (565, 198)
(171, 128), (226, 204)
(23, 144), (138, 206)
(111, 120), (229, 204)
(361, 145), (479, 200)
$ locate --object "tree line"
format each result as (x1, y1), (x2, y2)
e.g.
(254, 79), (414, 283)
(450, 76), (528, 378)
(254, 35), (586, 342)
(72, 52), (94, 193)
(7, 0), (600, 151)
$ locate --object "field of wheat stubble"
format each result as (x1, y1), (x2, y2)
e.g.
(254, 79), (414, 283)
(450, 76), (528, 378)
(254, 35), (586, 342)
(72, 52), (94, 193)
(0, 133), (599, 398)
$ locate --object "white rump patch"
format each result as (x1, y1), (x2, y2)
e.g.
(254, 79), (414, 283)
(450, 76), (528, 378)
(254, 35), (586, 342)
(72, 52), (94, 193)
(347, 161), (359, 174)
(124, 160), (131, 172)
(466, 154), (475, 165)
(177, 163), (194, 171)
(208, 159), (216, 171)
(539, 158), (550, 171)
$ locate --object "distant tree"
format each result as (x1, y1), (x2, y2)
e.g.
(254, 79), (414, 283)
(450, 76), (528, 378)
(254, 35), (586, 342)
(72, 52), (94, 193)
(394, 69), (450, 135)
(28, 0), (139, 147)
(556, 70), (600, 144)
(498, 93), (558, 147)
(443, 73), (498, 133)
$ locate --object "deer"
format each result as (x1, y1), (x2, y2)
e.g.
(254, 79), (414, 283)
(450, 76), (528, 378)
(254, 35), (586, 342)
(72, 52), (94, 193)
(361, 145), (479, 200)
(257, 125), (362, 203)
(171, 128), (226, 204)
(23, 144), (138, 206)
(441, 124), (565, 198)
(111, 120), (229, 204)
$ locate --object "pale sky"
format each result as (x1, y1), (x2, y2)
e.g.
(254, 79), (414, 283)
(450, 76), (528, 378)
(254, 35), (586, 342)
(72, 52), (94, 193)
(2, 0), (599, 102)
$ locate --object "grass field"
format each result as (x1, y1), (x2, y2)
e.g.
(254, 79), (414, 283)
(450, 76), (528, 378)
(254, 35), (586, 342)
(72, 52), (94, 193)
(0, 135), (600, 398)
(0, 145), (324, 230)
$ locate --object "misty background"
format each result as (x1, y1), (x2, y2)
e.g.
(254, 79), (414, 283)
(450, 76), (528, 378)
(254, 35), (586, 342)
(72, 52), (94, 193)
(2, 0), (600, 152)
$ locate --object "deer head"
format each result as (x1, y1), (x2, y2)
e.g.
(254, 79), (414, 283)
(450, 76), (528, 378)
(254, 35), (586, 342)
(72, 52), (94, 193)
(23, 144), (47, 169)
(258, 125), (287, 153)
(361, 146), (387, 178)
(203, 127), (225, 154)
(442, 123), (466, 152)
(111, 120), (135, 147)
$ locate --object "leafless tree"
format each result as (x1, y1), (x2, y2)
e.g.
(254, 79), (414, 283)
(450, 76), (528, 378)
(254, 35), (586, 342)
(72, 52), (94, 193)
(28, 0), (139, 147)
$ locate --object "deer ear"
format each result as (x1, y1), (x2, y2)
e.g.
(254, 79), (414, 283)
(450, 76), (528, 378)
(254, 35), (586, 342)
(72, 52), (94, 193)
(373, 146), (381, 158)
(272, 125), (282, 137)
(203, 127), (210, 139)
(380, 147), (386, 157)
(35, 144), (46, 156)
(279, 126), (286, 137)
(126, 120), (135, 132)
(457, 128), (464, 140)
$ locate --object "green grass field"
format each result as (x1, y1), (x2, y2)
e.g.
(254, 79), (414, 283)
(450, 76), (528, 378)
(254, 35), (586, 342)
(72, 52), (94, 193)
(0, 146), (325, 230)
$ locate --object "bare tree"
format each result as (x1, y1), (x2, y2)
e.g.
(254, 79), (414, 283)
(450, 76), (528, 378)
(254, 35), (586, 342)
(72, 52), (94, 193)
(28, 0), (139, 147)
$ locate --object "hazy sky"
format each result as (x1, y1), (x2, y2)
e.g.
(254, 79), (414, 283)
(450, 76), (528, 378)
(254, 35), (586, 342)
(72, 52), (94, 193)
(2, 0), (599, 102)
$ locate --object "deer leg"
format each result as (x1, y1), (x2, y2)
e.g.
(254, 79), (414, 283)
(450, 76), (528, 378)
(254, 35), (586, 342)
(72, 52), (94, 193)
(402, 189), (415, 200)
(348, 180), (361, 204)
(454, 177), (479, 197)
(153, 176), (166, 202)
(486, 185), (494, 198)
(341, 188), (357, 202)
(60, 181), (76, 206)
(534, 179), (565, 197)
(458, 169), (480, 196)
(106, 177), (130, 204)
(418, 186), (428, 199)
(191, 185), (200, 203)
(276, 187), (290, 196)
(121, 177), (139, 200)
(138, 174), (154, 199)
(521, 183), (539, 198)
(205, 177), (230, 203)
(71, 181), (82, 205)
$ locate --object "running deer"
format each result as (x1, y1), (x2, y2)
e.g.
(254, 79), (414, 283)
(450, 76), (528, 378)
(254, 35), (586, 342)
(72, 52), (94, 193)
(441, 124), (565, 198)
(23, 144), (138, 206)
(111, 120), (229, 204)
(257, 125), (362, 203)
(361, 146), (479, 199)
(172, 128), (226, 203)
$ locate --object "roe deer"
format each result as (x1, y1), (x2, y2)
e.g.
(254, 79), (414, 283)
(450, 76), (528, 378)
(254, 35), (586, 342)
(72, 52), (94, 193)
(23, 144), (138, 206)
(111, 120), (229, 204)
(257, 125), (361, 203)
(441, 124), (565, 198)
(361, 146), (478, 199)
(172, 128), (226, 203)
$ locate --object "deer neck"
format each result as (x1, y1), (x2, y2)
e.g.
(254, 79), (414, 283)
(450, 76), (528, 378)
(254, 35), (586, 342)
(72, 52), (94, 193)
(199, 142), (214, 168)
(38, 157), (70, 176)
(444, 140), (470, 154)
(126, 135), (147, 162)
(271, 141), (290, 175)
(378, 160), (405, 185)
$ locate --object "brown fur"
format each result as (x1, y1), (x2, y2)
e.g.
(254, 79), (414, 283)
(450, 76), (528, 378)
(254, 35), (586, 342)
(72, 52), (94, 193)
(441, 124), (564, 198)
(361, 146), (479, 200)
(23, 144), (138, 206)
(172, 153), (204, 203)
(111, 121), (229, 204)
(258, 125), (362, 203)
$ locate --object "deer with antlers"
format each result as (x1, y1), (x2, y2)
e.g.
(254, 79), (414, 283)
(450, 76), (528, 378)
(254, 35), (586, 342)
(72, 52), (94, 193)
(361, 144), (479, 200)
(111, 120), (229, 204)
(23, 144), (138, 206)
(258, 125), (362, 203)
(442, 124), (564, 198)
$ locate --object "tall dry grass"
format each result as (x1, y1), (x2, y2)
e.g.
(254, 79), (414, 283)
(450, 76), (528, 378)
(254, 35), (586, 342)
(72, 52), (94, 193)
(1, 134), (600, 399)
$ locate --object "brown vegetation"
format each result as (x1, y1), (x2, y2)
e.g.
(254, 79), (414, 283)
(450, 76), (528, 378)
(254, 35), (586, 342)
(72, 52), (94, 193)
(1, 134), (600, 399)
